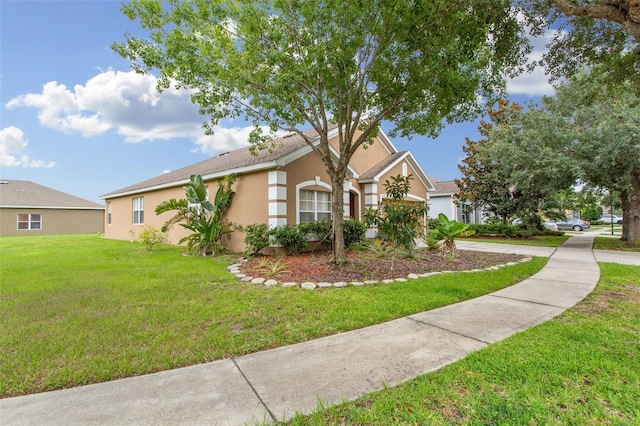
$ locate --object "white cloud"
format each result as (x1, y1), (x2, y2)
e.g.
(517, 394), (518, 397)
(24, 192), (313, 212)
(506, 26), (563, 97)
(0, 127), (55, 168)
(5, 70), (268, 155)
(507, 66), (554, 96)
(193, 126), (256, 155)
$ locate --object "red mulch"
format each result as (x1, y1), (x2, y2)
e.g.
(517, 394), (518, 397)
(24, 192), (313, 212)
(239, 249), (526, 283)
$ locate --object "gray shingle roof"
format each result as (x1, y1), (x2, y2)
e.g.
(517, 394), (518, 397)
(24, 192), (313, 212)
(101, 129), (320, 198)
(0, 180), (104, 209)
(430, 179), (460, 196)
(358, 151), (407, 180)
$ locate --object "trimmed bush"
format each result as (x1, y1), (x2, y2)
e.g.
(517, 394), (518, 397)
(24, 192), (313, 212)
(467, 224), (517, 237)
(466, 223), (564, 238)
(243, 223), (270, 257)
(298, 220), (332, 243)
(344, 219), (367, 248)
(270, 224), (308, 254)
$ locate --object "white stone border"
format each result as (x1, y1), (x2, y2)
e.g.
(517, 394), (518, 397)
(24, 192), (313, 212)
(227, 257), (533, 290)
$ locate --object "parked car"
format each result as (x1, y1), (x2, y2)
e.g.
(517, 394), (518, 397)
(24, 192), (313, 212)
(512, 218), (560, 231)
(598, 214), (624, 224)
(555, 218), (591, 231)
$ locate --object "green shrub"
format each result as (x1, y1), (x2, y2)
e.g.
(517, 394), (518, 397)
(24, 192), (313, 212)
(243, 223), (270, 257)
(270, 224), (308, 254)
(364, 239), (394, 258)
(298, 220), (332, 243)
(467, 224), (517, 237)
(132, 226), (168, 251)
(514, 228), (535, 238)
(424, 234), (441, 251)
(344, 219), (367, 248)
(582, 206), (602, 222)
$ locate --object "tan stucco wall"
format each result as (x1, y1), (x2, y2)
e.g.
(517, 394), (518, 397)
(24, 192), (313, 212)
(104, 171), (269, 254)
(350, 138), (393, 176)
(223, 171), (269, 252)
(328, 131), (393, 176)
(105, 186), (186, 243)
(0, 208), (104, 236)
(282, 151), (335, 224)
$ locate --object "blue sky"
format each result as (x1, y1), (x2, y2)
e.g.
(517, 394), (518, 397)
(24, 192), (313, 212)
(1, 1), (554, 203)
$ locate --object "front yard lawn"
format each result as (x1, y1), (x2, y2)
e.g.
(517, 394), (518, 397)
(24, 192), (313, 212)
(0, 234), (545, 397)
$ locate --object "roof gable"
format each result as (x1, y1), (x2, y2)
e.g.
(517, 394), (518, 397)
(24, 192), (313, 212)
(359, 151), (435, 192)
(0, 180), (104, 209)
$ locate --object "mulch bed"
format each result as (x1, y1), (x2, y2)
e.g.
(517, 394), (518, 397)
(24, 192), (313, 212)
(239, 249), (526, 283)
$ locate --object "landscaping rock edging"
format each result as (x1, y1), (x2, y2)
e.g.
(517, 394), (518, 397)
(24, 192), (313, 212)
(227, 257), (533, 290)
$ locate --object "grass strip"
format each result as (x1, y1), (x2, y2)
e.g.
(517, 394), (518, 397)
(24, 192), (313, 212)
(1, 234), (544, 397)
(593, 236), (640, 252)
(291, 262), (640, 425)
(460, 235), (569, 247)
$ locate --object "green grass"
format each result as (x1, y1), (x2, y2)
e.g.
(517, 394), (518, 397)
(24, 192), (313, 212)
(0, 234), (545, 397)
(460, 234), (569, 247)
(593, 236), (640, 252)
(291, 263), (640, 425)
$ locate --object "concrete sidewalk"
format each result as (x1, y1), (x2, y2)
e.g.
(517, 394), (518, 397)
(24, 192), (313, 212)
(0, 233), (609, 425)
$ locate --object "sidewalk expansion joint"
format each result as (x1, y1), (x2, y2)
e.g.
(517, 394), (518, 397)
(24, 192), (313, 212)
(231, 357), (278, 424)
(488, 293), (566, 309)
(406, 316), (490, 345)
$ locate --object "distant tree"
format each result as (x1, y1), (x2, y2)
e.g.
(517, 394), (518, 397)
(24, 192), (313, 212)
(113, 0), (530, 264)
(456, 101), (522, 223)
(456, 100), (574, 226)
(463, 68), (639, 246)
(545, 68), (640, 245)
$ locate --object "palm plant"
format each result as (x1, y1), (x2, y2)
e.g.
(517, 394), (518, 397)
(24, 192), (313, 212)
(430, 213), (474, 257)
(155, 173), (237, 256)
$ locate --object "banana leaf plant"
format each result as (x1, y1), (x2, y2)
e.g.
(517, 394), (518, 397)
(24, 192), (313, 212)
(155, 173), (237, 256)
(430, 213), (474, 257)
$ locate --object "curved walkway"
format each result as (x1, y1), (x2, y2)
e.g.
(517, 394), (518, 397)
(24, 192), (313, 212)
(0, 231), (615, 425)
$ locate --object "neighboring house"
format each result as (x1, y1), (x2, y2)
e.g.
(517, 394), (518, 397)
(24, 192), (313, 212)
(428, 177), (485, 224)
(0, 180), (104, 236)
(101, 127), (435, 252)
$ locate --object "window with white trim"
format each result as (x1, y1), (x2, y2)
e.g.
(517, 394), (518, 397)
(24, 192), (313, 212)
(133, 197), (144, 224)
(299, 189), (331, 223)
(17, 214), (41, 230)
(107, 202), (112, 225)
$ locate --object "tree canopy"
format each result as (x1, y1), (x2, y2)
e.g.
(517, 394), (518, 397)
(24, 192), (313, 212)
(456, 100), (575, 226)
(547, 68), (640, 245)
(458, 68), (640, 246)
(522, 1), (639, 87)
(113, 0), (530, 263)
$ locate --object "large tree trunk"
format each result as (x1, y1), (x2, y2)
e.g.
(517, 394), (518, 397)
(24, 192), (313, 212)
(551, 0), (640, 41)
(622, 170), (640, 247)
(331, 176), (347, 265)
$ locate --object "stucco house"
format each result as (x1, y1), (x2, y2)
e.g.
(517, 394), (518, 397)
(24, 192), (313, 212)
(0, 180), (104, 236)
(101, 127), (435, 252)
(428, 177), (485, 224)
